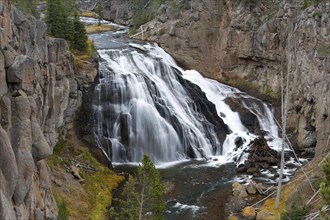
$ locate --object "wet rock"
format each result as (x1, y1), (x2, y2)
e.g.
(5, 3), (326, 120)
(237, 164), (247, 173)
(242, 206), (256, 219)
(234, 136), (244, 148)
(224, 97), (261, 134)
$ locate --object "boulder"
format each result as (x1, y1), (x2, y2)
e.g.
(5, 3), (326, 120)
(7, 55), (34, 93)
(70, 166), (83, 180)
(246, 182), (257, 194)
(232, 182), (248, 198)
(242, 206), (256, 219)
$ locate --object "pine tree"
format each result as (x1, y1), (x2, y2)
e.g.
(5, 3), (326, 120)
(45, 0), (87, 52)
(95, 1), (104, 26)
(110, 155), (165, 220)
(13, 0), (39, 17)
(46, 0), (68, 39)
(73, 12), (88, 51)
(111, 175), (140, 220)
(137, 155), (165, 220)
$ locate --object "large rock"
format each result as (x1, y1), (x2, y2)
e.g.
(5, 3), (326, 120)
(242, 206), (256, 219)
(232, 182), (248, 198)
(7, 55), (34, 93)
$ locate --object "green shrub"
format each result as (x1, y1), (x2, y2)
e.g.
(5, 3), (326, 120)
(281, 194), (308, 220)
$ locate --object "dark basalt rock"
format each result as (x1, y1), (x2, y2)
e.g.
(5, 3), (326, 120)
(174, 67), (231, 147)
(224, 97), (261, 135)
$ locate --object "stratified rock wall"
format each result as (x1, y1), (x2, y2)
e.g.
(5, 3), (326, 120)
(0, 1), (94, 219)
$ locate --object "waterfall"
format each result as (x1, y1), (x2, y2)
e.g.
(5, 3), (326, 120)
(91, 42), (282, 165)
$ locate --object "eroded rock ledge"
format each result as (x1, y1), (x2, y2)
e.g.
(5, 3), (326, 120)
(0, 1), (96, 219)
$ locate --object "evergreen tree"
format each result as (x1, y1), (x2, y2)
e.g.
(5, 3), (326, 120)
(73, 12), (88, 51)
(95, 1), (104, 26)
(111, 175), (140, 220)
(45, 0), (87, 52)
(46, 0), (68, 39)
(137, 155), (165, 220)
(13, 0), (39, 18)
(110, 155), (165, 220)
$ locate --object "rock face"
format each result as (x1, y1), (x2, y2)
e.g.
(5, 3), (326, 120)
(142, 0), (330, 156)
(0, 1), (95, 219)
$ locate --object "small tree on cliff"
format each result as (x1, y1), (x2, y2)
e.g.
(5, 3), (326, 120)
(110, 155), (165, 220)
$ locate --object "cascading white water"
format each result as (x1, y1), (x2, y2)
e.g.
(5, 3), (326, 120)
(92, 42), (282, 165)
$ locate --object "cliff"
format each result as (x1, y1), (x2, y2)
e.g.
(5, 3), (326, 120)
(0, 1), (96, 219)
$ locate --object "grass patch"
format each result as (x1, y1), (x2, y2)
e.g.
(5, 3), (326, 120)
(302, 0), (324, 9)
(263, 85), (281, 99)
(73, 39), (96, 68)
(81, 11), (96, 18)
(259, 184), (296, 219)
(47, 139), (124, 220)
(86, 25), (115, 34)
(222, 77), (261, 92)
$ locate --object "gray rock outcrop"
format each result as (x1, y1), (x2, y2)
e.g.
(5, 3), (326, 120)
(0, 1), (95, 219)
